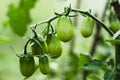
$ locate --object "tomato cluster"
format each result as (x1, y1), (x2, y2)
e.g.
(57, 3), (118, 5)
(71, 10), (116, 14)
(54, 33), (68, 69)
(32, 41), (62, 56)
(14, 4), (120, 80)
(18, 38), (50, 78)
(17, 8), (96, 78)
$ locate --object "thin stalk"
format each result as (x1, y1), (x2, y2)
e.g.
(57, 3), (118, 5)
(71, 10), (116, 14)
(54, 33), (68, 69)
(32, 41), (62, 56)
(50, 24), (55, 34)
(46, 23), (50, 40)
(34, 16), (58, 29)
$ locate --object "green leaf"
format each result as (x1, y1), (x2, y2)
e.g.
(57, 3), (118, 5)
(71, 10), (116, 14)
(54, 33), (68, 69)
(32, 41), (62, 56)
(19, 0), (37, 10)
(7, 4), (31, 36)
(104, 70), (115, 80)
(79, 54), (91, 67)
(7, 0), (37, 37)
(88, 74), (101, 80)
(83, 59), (103, 72)
(106, 39), (120, 44)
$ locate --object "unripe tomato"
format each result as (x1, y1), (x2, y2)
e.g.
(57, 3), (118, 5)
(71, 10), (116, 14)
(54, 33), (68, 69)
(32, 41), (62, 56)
(31, 38), (48, 55)
(39, 55), (50, 75)
(81, 16), (95, 38)
(109, 12), (120, 33)
(19, 54), (35, 77)
(109, 20), (120, 33)
(47, 34), (62, 58)
(57, 16), (74, 42)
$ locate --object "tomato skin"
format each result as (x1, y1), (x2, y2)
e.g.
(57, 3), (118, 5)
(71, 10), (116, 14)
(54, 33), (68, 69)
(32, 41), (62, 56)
(39, 55), (50, 75)
(57, 16), (74, 42)
(31, 38), (48, 55)
(81, 16), (95, 38)
(47, 35), (62, 59)
(19, 54), (35, 77)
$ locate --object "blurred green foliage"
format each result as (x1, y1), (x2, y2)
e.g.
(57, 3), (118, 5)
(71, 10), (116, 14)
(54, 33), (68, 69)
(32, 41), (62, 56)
(7, 0), (37, 36)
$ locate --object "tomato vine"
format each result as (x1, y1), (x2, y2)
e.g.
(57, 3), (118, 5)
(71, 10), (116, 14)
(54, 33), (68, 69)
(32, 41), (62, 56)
(15, 3), (120, 80)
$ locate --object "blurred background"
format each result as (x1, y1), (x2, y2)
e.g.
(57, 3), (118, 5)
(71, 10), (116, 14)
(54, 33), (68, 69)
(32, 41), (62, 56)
(0, 0), (116, 80)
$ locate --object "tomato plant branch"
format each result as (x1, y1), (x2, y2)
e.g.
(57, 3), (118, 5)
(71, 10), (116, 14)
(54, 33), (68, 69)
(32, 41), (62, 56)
(71, 9), (114, 36)
(33, 16), (58, 29)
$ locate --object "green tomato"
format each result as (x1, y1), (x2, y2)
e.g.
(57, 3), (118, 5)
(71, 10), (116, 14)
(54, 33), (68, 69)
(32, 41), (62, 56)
(47, 34), (62, 59)
(57, 16), (74, 42)
(39, 55), (50, 75)
(31, 38), (48, 55)
(109, 19), (120, 33)
(19, 54), (35, 77)
(109, 11), (120, 33)
(81, 16), (95, 38)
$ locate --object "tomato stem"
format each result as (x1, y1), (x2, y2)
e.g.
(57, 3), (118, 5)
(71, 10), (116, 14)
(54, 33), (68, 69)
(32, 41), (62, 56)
(64, 4), (71, 16)
(31, 25), (38, 38)
(24, 39), (31, 55)
(33, 16), (58, 29)
(71, 9), (114, 36)
(50, 24), (54, 34)
(46, 23), (50, 40)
